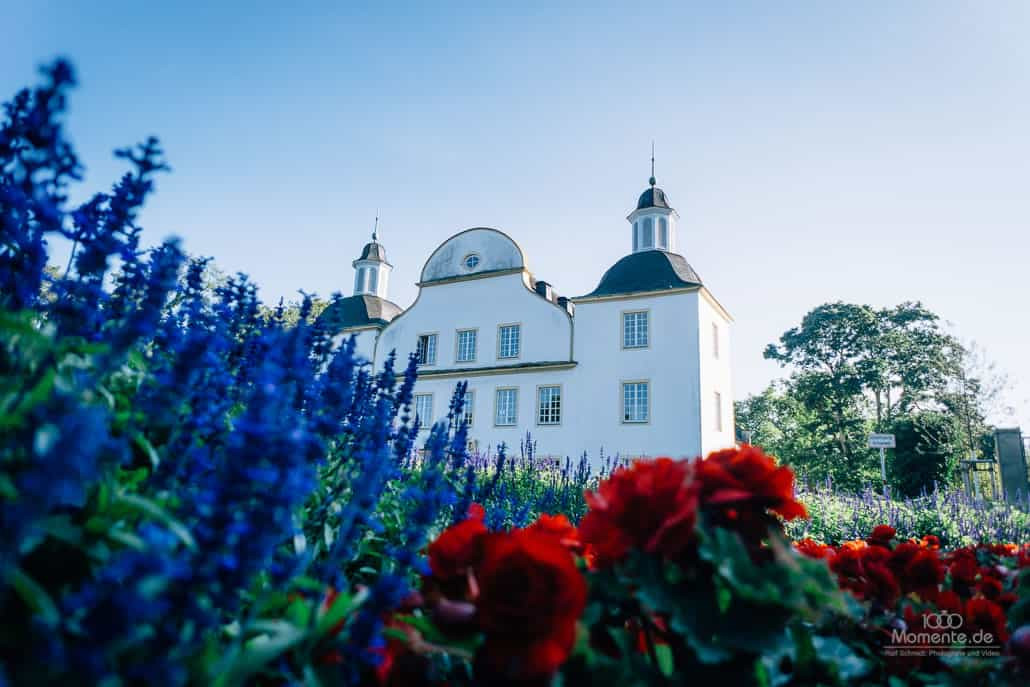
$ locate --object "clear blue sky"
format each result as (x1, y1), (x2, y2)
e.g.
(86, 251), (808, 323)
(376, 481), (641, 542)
(4, 1), (1028, 426)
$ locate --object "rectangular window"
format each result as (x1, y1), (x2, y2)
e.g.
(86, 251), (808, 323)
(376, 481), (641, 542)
(622, 311), (649, 349)
(368, 268), (378, 294)
(413, 393), (433, 430)
(714, 391), (723, 432)
(416, 333), (437, 365)
(712, 322), (720, 359)
(461, 390), (474, 427)
(622, 381), (649, 423)
(456, 329), (477, 362)
(498, 324), (521, 359)
(494, 387), (518, 426)
(537, 385), (561, 425)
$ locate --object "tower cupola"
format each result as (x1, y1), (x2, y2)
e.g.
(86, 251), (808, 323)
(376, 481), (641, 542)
(352, 217), (392, 298)
(627, 147), (679, 254)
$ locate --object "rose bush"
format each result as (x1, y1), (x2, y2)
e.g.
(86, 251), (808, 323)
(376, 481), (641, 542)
(377, 450), (1030, 686)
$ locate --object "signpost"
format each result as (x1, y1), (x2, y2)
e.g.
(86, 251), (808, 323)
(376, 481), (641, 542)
(868, 433), (896, 497)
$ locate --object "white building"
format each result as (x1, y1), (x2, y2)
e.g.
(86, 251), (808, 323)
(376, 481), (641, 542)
(320, 174), (735, 463)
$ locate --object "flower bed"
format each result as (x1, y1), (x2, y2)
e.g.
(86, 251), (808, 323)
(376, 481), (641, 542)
(379, 449), (1030, 685)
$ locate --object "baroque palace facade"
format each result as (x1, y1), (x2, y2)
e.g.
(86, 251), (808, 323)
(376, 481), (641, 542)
(319, 172), (735, 462)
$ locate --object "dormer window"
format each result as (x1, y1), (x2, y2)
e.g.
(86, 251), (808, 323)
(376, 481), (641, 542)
(463, 253), (481, 270)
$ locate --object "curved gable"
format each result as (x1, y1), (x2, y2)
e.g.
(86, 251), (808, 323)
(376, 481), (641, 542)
(420, 227), (525, 283)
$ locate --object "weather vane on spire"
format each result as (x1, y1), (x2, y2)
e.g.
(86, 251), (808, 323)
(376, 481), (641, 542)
(372, 212), (379, 242)
(649, 141), (656, 187)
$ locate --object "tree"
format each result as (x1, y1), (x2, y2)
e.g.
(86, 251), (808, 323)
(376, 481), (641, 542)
(889, 412), (958, 497)
(761, 301), (966, 490)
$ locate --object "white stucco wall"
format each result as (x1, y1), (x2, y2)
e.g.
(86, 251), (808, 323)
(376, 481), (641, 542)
(374, 271), (572, 369)
(571, 291), (703, 460)
(420, 228), (525, 283)
(697, 289), (736, 455)
(331, 328), (379, 364)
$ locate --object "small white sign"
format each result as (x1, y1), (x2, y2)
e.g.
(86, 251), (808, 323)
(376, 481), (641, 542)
(868, 433), (896, 449)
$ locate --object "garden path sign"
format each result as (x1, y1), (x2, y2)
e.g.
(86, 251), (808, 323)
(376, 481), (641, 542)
(868, 433), (896, 448)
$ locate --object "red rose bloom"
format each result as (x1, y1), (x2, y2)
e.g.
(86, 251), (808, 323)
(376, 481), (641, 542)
(899, 548), (944, 598)
(868, 525), (897, 548)
(863, 560), (901, 606)
(475, 528), (587, 681)
(694, 445), (807, 543)
(428, 510), (487, 581)
(964, 598), (1009, 643)
(795, 538), (834, 559)
(528, 513), (581, 553)
(578, 457), (699, 564)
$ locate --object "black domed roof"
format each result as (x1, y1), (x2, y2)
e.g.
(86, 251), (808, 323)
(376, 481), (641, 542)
(637, 186), (672, 210)
(579, 250), (702, 299)
(358, 241), (388, 263)
(317, 294), (401, 330)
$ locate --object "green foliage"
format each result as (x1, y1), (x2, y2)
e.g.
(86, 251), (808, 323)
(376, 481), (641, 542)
(889, 411), (959, 497)
(746, 300), (1008, 492)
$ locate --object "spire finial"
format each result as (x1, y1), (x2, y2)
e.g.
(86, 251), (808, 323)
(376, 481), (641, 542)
(649, 141), (656, 187)
(372, 212), (379, 242)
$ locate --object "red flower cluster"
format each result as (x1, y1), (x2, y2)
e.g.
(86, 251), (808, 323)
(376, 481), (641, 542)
(798, 525), (1028, 663)
(578, 457), (698, 564)
(413, 507), (586, 683)
(579, 446), (806, 565)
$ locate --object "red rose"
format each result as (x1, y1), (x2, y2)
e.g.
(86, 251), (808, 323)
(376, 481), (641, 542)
(964, 598), (1009, 643)
(475, 528), (587, 680)
(578, 457), (698, 564)
(795, 538), (834, 559)
(694, 445), (807, 543)
(897, 548), (944, 598)
(868, 525), (896, 548)
(528, 513), (581, 553)
(427, 510), (487, 581)
(862, 560), (901, 606)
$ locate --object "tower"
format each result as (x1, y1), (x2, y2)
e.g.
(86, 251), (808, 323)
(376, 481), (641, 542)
(627, 146), (680, 254)
(352, 217), (392, 299)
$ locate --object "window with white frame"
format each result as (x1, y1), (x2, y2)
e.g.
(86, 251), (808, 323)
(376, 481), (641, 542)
(712, 322), (720, 359)
(498, 324), (521, 359)
(414, 393), (433, 429)
(537, 386), (561, 425)
(632, 221), (639, 251)
(456, 329), (477, 362)
(494, 387), (518, 426)
(658, 217), (668, 248)
(622, 311), (649, 349)
(461, 390), (474, 427)
(367, 268), (378, 294)
(714, 391), (723, 431)
(416, 334), (437, 365)
(622, 381), (649, 423)
(642, 217), (654, 248)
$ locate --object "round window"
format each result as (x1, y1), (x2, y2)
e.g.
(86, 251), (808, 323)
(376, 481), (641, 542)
(463, 254), (481, 270)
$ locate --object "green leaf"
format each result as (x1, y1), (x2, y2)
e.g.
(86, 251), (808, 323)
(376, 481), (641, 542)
(131, 432), (161, 470)
(316, 587), (366, 636)
(653, 644), (674, 677)
(113, 491), (196, 551)
(221, 621), (308, 686)
(811, 636), (870, 681)
(9, 567), (60, 628)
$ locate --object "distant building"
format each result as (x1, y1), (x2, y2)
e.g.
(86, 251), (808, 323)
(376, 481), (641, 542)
(320, 171), (735, 462)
